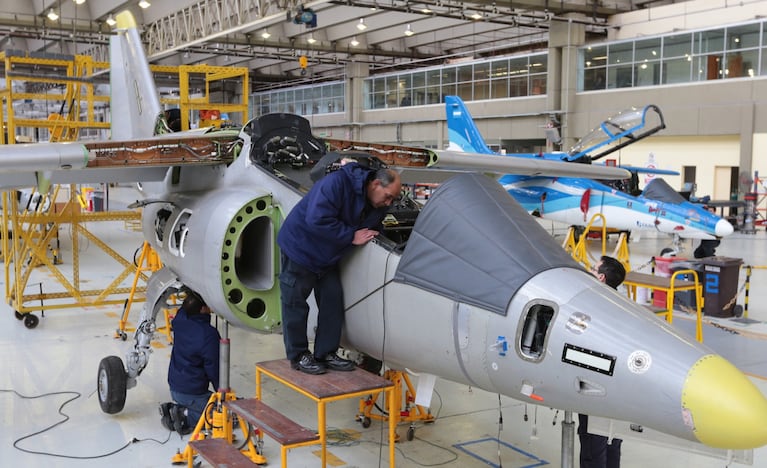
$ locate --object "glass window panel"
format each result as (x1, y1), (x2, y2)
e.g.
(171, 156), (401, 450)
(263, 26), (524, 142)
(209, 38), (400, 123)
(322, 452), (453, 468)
(427, 69), (442, 86)
(474, 62), (490, 81)
(398, 74), (412, 90)
(491, 59), (509, 79)
(635, 37), (661, 62)
(457, 82), (472, 100)
(425, 86), (441, 104)
(474, 80), (490, 100)
(491, 77), (508, 98)
(372, 78), (385, 93)
(609, 42), (633, 65)
(457, 65), (473, 82)
(607, 65), (633, 88)
(728, 23), (760, 49)
(696, 29), (725, 54)
(725, 49), (758, 78)
(441, 82), (456, 100)
(663, 33), (692, 58)
(530, 55), (547, 73)
(635, 61), (660, 86)
(509, 76), (527, 97)
(442, 67), (456, 84)
(530, 76), (546, 95)
(583, 45), (607, 68)
(663, 56), (693, 83)
(412, 71), (425, 88)
(509, 57), (528, 76)
(385, 76), (398, 93)
(582, 68), (606, 90)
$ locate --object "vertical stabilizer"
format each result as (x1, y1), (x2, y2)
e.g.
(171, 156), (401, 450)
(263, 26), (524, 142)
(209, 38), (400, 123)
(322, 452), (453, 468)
(445, 96), (495, 154)
(109, 11), (164, 140)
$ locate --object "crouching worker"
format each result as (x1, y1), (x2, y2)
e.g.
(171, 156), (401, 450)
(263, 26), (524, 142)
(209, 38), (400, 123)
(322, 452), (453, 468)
(159, 290), (220, 435)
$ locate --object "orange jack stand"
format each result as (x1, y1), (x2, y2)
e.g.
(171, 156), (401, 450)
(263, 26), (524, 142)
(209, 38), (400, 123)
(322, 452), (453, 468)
(358, 369), (435, 441)
(170, 390), (267, 466)
(114, 241), (174, 342)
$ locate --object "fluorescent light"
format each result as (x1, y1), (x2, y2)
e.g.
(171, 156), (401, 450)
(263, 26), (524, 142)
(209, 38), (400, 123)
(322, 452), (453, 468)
(350, 36), (359, 46)
(261, 29), (271, 39)
(138, 0), (151, 8)
(74, 0), (86, 4)
(357, 18), (367, 31)
(470, 11), (483, 20)
(421, 7), (432, 13)
(105, 14), (117, 26)
(307, 35), (317, 44)
(404, 24), (414, 36)
(47, 9), (59, 21)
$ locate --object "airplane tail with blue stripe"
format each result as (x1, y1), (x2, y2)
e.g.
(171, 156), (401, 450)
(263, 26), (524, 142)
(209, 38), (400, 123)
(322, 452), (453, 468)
(445, 96), (496, 154)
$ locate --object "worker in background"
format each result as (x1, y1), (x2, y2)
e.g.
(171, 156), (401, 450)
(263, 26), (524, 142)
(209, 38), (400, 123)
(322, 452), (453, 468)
(579, 255), (626, 468)
(278, 161), (402, 375)
(160, 290), (220, 435)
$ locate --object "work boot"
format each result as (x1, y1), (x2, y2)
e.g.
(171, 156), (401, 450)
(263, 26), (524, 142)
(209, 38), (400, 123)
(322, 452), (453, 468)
(172, 404), (192, 435)
(291, 351), (327, 375)
(159, 402), (174, 431)
(317, 352), (356, 371)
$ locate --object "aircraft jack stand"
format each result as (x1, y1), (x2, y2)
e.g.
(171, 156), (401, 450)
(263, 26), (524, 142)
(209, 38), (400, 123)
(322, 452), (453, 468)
(170, 390), (267, 466)
(357, 369), (435, 441)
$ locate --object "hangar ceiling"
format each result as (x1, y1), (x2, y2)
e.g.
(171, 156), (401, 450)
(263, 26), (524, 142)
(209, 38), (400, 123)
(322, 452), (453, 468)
(0, 0), (679, 92)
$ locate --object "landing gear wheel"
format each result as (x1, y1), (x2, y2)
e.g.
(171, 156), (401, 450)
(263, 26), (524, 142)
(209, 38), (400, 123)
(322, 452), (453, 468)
(23, 314), (39, 329)
(406, 426), (415, 441)
(98, 356), (127, 414)
(361, 416), (371, 428)
(14, 310), (23, 320)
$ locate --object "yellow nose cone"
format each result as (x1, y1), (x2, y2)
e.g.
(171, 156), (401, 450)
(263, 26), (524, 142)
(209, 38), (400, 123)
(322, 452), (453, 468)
(683, 354), (767, 449)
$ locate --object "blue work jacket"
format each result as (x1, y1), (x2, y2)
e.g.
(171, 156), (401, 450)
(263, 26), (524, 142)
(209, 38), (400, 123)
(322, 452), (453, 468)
(168, 308), (220, 395)
(277, 163), (388, 273)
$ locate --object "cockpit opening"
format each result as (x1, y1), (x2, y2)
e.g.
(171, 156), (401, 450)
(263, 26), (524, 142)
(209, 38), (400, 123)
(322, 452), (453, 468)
(519, 302), (556, 361)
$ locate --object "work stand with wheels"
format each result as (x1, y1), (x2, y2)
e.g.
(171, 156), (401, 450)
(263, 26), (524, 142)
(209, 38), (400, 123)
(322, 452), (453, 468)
(357, 369), (435, 441)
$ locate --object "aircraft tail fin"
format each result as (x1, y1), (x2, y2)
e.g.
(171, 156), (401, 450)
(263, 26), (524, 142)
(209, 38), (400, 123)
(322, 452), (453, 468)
(445, 95), (495, 154)
(109, 11), (166, 140)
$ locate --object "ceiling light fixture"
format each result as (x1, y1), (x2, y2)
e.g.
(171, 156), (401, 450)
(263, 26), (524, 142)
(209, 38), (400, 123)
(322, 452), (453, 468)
(307, 35), (317, 44)
(105, 14), (117, 26)
(183, 50), (190, 58)
(421, 7), (432, 13)
(74, 0), (86, 4)
(350, 36), (360, 46)
(357, 18), (367, 31)
(138, 0), (151, 8)
(404, 24), (414, 36)
(47, 8), (59, 21)
(261, 29), (271, 39)
(470, 11), (483, 20)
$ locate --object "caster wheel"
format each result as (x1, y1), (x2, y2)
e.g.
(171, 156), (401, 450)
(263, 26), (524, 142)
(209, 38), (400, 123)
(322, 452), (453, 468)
(361, 416), (371, 428)
(98, 355), (128, 414)
(120, 331), (127, 341)
(23, 314), (39, 329)
(14, 310), (23, 320)
(406, 426), (415, 441)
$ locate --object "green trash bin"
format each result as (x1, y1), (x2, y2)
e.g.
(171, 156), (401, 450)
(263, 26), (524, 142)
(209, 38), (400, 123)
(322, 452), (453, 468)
(699, 256), (743, 317)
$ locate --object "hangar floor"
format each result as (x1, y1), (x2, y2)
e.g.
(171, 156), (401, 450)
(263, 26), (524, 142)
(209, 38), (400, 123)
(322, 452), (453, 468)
(1, 188), (766, 468)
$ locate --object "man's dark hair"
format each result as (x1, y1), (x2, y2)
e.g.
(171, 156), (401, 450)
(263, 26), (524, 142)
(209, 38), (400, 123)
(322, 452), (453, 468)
(374, 168), (399, 188)
(181, 290), (206, 315)
(598, 255), (626, 289)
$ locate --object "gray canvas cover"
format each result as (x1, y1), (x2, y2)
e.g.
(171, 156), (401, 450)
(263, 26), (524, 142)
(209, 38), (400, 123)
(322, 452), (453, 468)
(394, 173), (578, 315)
(640, 178), (685, 204)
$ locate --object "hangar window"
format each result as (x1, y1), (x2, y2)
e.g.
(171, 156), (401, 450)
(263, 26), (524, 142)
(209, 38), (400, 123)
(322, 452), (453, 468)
(518, 302), (556, 361)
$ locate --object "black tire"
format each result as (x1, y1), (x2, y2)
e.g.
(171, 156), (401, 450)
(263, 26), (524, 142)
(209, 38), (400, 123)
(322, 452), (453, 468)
(361, 416), (371, 428)
(14, 310), (23, 320)
(98, 356), (128, 414)
(406, 426), (415, 441)
(23, 314), (39, 329)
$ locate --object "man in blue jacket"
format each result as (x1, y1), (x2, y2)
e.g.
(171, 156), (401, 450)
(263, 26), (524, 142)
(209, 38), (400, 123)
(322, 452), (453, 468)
(160, 291), (220, 434)
(278, 161), (401, 374)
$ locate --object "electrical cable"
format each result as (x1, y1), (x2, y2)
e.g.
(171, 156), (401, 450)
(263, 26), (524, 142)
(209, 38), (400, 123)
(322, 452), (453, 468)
(1, 388), (172, 459)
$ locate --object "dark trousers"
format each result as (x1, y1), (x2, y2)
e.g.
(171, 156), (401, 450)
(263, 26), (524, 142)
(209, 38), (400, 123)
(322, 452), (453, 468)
(578, 414), (622, 468)
(279, 254), (344, 362)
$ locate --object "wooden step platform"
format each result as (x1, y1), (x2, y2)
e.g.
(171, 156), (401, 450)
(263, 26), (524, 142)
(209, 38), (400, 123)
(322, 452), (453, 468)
(226, 398), (319, 447)
(189, 438), (257, 467)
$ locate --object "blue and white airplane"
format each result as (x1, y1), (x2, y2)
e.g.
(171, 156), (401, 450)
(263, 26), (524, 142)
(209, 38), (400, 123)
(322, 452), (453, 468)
(445, 96), (734, 244)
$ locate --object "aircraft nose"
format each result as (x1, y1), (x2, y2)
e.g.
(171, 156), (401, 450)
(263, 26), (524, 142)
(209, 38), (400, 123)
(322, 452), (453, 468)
(715, 218), (734, 237)
(683, 354), (767, 448)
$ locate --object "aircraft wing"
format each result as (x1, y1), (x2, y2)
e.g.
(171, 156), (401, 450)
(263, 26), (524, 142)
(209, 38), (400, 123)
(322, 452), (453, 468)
(427, 150), (631, 179)
(616, 164), (679, 176)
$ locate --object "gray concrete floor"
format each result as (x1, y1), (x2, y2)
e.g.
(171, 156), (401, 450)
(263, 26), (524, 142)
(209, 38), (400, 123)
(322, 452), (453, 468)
(1, 187), (766, 467)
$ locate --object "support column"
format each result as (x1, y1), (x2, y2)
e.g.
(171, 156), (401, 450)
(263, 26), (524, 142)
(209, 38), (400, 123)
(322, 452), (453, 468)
(548, 17), (586, 150)
(346, 62), (370, 141)
(739, 103), (755, 198)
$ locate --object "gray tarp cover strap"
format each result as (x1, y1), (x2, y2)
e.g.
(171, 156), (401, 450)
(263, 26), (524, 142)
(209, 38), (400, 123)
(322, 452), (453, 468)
(393, 173), (578, 315)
